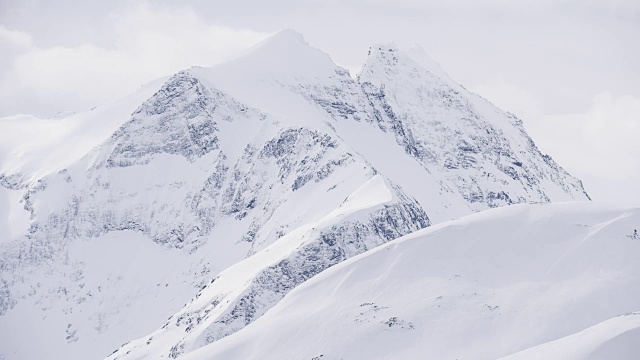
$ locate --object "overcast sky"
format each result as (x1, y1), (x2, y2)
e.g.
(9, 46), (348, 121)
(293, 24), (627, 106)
(0, 0), (638, 205)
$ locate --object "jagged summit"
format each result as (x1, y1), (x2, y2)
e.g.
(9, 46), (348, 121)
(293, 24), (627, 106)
(0, 29), (592, 360)
(405, 45), (458, 87)
(358, 43), (449, 89)
(359, 43), (453, 87)
(184, 29), (348, 127)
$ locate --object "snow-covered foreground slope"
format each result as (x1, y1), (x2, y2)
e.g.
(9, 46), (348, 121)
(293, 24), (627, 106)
(499, 313), (640, 360)
(180, 202), (640, 360)
(107, 175), (428, 359)
(0, 30), (592, 360)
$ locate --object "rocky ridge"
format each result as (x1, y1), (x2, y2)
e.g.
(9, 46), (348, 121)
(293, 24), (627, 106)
(0, 30), (589, 360)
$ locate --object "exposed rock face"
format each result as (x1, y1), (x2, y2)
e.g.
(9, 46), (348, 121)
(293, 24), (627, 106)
(0, 30), (589, 360)
(137, 179), (431, 360)
(168, 203), (640, 360)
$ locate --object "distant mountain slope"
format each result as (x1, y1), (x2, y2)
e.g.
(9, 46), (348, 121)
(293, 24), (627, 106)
(177, 202), (640, 360)
(356, 44), (589, 208)
(108, 176), (429, 359)
(0, 30), (590, 360)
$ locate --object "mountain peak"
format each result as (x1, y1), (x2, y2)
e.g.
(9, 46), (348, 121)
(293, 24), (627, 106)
(358, 43), (455, 88)
(358, 44), (417, 84)
(264, 28), (307, 47)
(405, 45), (454, 85)
(365, 43), (402, 64)
(1, 29), (592, 360)
(206, 28), (338, 81)
(234, 28), (315, 61)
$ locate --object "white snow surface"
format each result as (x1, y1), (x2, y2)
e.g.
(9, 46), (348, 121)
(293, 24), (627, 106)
(0, 30), (595, 360)
(180, 202), (640, 360)
(0, 77), (168, 181)
(498, 312), (640, 360)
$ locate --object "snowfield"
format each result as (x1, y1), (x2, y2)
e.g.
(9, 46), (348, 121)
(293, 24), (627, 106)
(180, 202), (640, 360)
(0, 29), (623, 360)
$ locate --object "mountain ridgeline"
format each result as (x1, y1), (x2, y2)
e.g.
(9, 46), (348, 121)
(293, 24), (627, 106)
(0, 30), (591, 360)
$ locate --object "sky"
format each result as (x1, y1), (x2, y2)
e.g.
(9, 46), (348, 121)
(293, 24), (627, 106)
(0, 0), (638, 205)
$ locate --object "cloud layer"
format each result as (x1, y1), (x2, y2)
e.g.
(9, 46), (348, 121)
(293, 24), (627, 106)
(0, 4), (268, 117)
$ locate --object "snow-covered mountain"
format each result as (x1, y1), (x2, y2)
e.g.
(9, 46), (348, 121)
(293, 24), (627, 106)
(0, 30), (591, 360)
(177, 202), (640, 360)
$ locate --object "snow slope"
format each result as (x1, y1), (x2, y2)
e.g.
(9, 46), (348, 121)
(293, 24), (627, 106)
(0, 77), (168, 182)
(107, 175), (428, 359)
(179, 202), (640, 360)
(0, 30), (592, 360)
(0, 71), (400, 359)
(499, 312), (640, 360)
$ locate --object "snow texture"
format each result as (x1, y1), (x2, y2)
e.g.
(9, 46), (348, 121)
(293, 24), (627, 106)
(180, 202), (640, 360)
(0, 30), (593, 360)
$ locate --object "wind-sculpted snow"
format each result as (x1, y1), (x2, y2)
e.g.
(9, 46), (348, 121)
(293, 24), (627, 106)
(0, 30), (593, 360)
